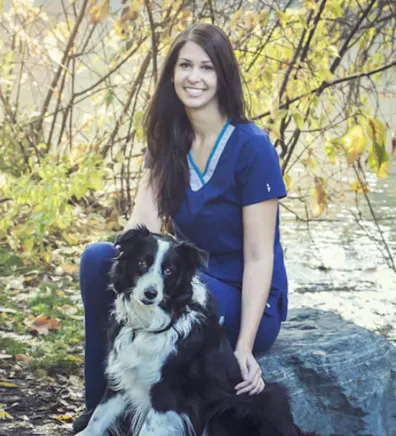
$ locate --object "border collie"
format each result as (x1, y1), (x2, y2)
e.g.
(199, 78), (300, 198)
(76, 226), (314, 436)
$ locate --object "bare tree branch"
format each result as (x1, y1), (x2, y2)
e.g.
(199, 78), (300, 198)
(144, 0), (158, 83)
(35, 0), (90, 145)
(253, 59), (396, 121)
(101, 52), (152, 158)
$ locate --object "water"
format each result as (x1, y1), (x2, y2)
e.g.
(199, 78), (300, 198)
(281, 160), (396, 294)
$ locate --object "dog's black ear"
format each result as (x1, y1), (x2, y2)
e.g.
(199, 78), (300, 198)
(176, 241), (209, 271)
(114, 225), (150, 247)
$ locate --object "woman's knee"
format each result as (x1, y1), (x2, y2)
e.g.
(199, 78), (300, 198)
(80, 242), (116, 300)
(253, 311), (282, 355)
(80, 242), (115, 274)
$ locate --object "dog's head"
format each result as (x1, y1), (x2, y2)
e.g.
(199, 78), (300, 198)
(110, 225), (208, 331)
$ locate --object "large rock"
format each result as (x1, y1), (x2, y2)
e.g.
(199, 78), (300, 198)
(258, 308), (396, 436)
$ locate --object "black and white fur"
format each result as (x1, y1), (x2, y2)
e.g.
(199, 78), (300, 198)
(76, 226), (314, 436)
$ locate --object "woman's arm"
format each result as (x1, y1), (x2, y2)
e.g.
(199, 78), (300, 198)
(124, 169), (162, 233)
(234, 198), (278, 395)
(237, 198), (277, 350)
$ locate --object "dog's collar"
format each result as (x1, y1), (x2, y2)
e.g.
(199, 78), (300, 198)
(127, 315), (177, 337)
(151, 316), (177, 334)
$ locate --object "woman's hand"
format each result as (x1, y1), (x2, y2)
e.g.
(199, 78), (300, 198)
(234, 348), (265, 395)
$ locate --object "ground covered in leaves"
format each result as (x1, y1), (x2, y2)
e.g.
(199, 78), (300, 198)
(1, 242), (395, 435)
(0, 256), (88, 435)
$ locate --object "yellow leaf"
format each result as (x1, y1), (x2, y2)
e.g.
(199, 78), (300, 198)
(317, 66), (334, 82)
(305, 155), (318, 174)
(180, 9), (192, 20)
(55, 415), (73, 423)
(327, 1), (344, 18)
(89, 0), (109, 24)
(304, 0), (317, 10)
(343, 125), (368, 164)
(324, 143), (337, 164)
(62, 232), (80, 245)
(88, 171), (104, 191)
(0, 382), (19, 388)
(114, 18), (126, 38)
(368, 143), (390, 179)
(59, 264), (79, 275)
(179, 9), (192, 27)
(310, 179), (327, 217)
(350, 179), (370, 194)
(276, 11), (287, 26)
(21, 239), (34, 254)
(292, 112), (305, 131)
(283, 172), (292, 191)
(0, 409), (13, 420)
(269, 123), (281, 140)
(244, 11), (259, 30)
(42, 251), (51, 264)
(366, 117), (386, 145)
(65, 355), (83, 362)
(61, 304), (78, 316)
(259, 10), (270, 26)
(230, 9), (242, 31)
(127, 8), (139, 21)
(327, 45), (339, 58)
(376, 160), (390, 179)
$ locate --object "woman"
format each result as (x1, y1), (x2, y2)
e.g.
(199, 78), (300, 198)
(74, 22), (288, 433)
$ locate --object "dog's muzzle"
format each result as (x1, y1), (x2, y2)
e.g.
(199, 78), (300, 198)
(141, 286), (158, 305)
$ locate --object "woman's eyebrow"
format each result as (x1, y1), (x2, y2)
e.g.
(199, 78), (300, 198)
(179, 57), (212, 64)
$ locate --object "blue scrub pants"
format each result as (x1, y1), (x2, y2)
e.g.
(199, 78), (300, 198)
(80, 242), (282, 410)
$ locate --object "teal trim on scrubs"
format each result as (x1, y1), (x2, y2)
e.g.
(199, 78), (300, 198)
(188, 121), (235, 192)
(188, 119), (230, 180)
(202, 119), (230, 175)
(188, 153), (205, 186)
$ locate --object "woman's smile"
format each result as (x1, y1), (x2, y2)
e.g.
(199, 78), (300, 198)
(184, 87), (206, 97)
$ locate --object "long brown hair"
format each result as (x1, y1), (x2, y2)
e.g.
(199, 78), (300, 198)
(143, 22), (249, 219)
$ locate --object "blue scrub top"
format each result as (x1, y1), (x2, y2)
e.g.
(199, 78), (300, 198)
(147, 121), (288, 321)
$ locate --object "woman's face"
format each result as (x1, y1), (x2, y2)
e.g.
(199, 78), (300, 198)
(173, 41), (219, 112)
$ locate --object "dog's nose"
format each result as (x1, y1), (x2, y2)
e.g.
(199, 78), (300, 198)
(144, 287), (158, 300)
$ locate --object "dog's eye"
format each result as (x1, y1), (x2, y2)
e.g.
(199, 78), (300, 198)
(138, 260), (147, 268)
(163, 268), (173, 276)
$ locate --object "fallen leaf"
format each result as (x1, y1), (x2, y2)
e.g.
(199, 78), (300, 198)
(0, 307), (17, 314)
(59, 264), (79, 275)
(6, 278), (24, 291)
(24, 315), (61, 335)
(0, 408), (13, 420)
(55, 414), (73, 423)
(0, 381), (19, 388)
(0, 354), (13, 360)
(60, 304), (78, 316)
(15, 354), (34, 363)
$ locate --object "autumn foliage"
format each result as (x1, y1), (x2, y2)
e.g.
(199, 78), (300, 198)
(0, 0), (395, 263)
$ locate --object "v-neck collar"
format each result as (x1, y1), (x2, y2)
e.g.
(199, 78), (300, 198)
(188, 121), (235, 192)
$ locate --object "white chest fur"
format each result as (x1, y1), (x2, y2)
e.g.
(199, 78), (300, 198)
(106, 326), (177, 410)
